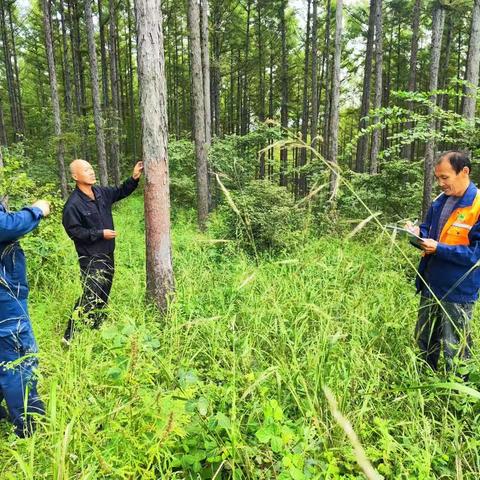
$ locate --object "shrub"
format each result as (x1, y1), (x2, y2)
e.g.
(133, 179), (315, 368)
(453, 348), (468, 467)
(218, 180), (304, 255)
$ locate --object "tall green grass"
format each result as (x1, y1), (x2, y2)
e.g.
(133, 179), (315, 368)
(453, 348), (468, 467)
(1, 194), (479, 479)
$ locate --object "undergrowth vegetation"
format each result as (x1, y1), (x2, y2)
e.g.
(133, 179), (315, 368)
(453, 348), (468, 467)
(1, 190), (480, 478)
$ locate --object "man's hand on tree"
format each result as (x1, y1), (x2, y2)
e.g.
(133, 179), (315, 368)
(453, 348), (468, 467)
(132, 161), (144, 180)
(103, 229), (117, 240)
(32, 200), (51, 217)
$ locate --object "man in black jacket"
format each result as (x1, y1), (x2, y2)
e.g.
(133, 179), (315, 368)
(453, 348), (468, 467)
(62, 159), (143, 342)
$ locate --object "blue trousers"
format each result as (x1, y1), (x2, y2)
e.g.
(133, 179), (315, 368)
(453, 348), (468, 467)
(0, 300), (44, 437)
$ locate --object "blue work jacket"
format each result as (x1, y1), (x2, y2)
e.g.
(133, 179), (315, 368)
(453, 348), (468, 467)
(0, 203), (43, 335)
(416, 182), (480, 303)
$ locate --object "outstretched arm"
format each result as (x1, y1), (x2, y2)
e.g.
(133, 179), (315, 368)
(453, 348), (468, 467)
(0, 201), (49, 243)
(104, 161), (144, 204)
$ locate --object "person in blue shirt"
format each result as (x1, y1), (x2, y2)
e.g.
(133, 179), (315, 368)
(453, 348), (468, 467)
(0, 198), (50, 437)
(406, 151), (480, 374)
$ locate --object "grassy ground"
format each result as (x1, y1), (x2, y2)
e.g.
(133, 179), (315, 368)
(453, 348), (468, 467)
(1, 193), (480, 479)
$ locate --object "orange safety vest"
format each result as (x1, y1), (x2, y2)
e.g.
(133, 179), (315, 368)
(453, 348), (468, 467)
(438, 191), (480, 246)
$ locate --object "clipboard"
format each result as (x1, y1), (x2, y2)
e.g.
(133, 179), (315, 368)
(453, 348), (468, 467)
(385, 225), (425, 248)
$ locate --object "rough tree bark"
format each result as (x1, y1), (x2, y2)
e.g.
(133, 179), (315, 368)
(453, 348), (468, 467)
(135, 0), (174, 311)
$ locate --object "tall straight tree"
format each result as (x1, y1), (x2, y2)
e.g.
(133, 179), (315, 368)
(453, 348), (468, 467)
(299, 0), (311, 197)
(109, 0), (121, 185)
(370, 0), (383, 174)
(85, 0), (108, 186)
(422, 1), (445, 218)
(135, 0), (174, 310)
(462, 0), (480, 121)
(355, 0), (376, 172)
(310, 0), (319, 156)
(279, 0), (289, 187)
(200, 0), (211, 144)
(42, 0), (68, 198)
(188, 0), (209, 230)
(403, 0), (422, 161)
(0, 0), (23, 141)
(328, 0), (343, 197)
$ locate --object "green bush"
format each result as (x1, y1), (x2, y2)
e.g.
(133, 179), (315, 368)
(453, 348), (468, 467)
(311, 159), (423, 228)
(168, 139), (197, 208)
(217, 180), (304, 255)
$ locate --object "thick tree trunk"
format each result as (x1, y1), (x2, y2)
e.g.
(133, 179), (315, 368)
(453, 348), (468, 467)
(42, 0), (68, 198)
(463, 0), (480, 121)
(370, 0), (383, 174)
(188, 0), (209, 230)
(422, 2), (445, 219)
(328, 0), (343, 197)
(355, 0), (376, 172)
(135, 0), (174, 311)
(85, 0), (109, 186)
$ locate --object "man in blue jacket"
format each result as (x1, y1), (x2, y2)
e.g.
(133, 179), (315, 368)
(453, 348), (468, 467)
(407, 151), (480, 373)
(0, 198), (50, 436)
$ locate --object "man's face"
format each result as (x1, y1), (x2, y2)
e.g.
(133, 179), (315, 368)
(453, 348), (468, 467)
(434, 159), (469, 197)
(72, 161), (96, 186)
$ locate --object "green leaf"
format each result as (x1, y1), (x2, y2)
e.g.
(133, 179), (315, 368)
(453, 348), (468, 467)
(197, 397), (209, 416)
(270, 435), (283, 453)
(255, 426), (273, 444)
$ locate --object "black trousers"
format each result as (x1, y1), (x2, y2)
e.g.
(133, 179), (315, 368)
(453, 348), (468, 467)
(64, 254), (115, 341)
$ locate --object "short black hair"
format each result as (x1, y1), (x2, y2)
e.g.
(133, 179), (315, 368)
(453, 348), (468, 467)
(437, 150), (471, 174)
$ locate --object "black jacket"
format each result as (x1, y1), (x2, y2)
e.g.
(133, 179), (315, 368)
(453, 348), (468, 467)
(62, 177), (138, 259)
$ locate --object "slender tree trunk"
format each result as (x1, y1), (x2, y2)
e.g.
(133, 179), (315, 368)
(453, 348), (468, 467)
(463, 0), (480, 121)
(257, 0), (266, 178)
(127, 0), (137, 158)
(211, 3), (221, 137)
(370, 0), (383, 174)
(0, 96), (6, 146)
(59, 0), (74, 131)
(42, 0), (68, 198)
(328, 0), (343, 197)
(299, 0), (311, 196)
(241, 0), (251, 136)
(422, 2), (445, 218)
(98, 0), (109, 108)
(403, 0), (421, 160)
(279, 0), (288, 187)
(135, 0), (174, 311)
(188, 0), (209, 230)
(85, 0), (109, 186)
(355, 0), (376, 172)
(321, 0), (332, 157)
(0, 0), (21, 141)
(200, 0), (211, 144)
(109, 0), (121, 185)
(7, 3), (24, 134)
(310, 0), (319, 157)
